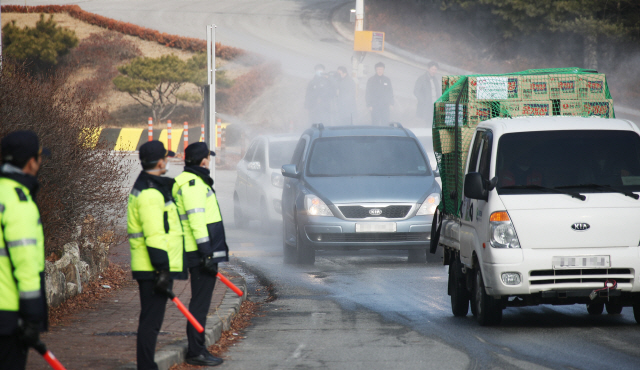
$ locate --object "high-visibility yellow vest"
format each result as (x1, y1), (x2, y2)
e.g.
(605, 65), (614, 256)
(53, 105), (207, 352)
(127, 172), (186, 280)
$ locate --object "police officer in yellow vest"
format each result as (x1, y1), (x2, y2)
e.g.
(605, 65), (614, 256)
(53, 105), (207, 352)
(127, 141), (187, 370)
(0, 131), (50, 370)
(173, 142), (229, 367)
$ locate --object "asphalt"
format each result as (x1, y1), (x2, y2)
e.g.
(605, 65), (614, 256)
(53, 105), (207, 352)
(26, 240), (247, 370)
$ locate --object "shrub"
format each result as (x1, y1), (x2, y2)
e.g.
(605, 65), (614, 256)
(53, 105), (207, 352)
(0, 63), (131, 256)
(65, 31), (141, 67)
(2, 14), (79, 74)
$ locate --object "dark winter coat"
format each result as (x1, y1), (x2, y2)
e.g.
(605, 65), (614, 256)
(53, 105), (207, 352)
(414, 73), (441, 119)
(365, 74), (394, 109)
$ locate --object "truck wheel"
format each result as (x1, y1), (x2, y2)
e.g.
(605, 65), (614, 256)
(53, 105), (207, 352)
(449, 258), (469, 317)
(408, 249), (427, 263)
(587, 302), (604, 315)
(474, 268), (502, 326)
(605, 302), (623, 315)
(633, 305), (640, 323)
(295, 219), (315, 265)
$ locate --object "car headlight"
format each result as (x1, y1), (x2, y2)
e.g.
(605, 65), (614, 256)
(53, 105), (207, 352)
(304, 194), (333, 216)
(490, 211), (521, 248)
(271, 173), (284, 188)
(416, 193), (441, 215)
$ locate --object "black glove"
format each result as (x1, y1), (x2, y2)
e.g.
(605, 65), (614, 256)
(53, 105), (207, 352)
(154, 270), (172, 296)
(201, 255), (218, 277)
(17, 319), (40, 348)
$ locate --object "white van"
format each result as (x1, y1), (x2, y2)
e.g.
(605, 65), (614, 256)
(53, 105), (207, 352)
(435, 116), (640, 325)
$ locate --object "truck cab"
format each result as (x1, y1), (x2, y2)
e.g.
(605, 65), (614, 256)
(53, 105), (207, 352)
(438, 116), (640, 325)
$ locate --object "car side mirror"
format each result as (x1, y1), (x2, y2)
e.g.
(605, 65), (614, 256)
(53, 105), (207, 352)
(464, 172), (488, 201)
(247, 161), (262, 171)
(281, 164), (299, 178)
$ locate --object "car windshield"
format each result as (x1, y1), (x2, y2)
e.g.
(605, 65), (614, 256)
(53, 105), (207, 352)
(268, 140), (298, 169)
(496, 130), (640, 194)
(307, 136), (430, 176)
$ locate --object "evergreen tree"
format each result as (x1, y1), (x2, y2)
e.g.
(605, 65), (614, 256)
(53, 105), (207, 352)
(113, 54), (193, 121)
(2, 14), (78, 74)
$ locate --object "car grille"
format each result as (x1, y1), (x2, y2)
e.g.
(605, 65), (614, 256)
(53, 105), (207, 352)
(309, 232), (429, 243)
(338, 205), (412, 219)
(529, 268), (633, 285)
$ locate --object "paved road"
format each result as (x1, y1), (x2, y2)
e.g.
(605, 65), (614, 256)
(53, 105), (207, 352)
(8, 1), (640, 368)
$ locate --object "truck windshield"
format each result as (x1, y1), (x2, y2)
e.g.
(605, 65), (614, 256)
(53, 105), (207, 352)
(307, 136), (430, 177)
(496, 130), (640, 194)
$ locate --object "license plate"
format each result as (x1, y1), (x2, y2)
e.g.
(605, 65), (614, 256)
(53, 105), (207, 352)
(355, 222), (396, 233)
(552, 255), (610, 269)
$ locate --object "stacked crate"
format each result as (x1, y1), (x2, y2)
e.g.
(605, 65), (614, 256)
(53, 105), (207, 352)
(433, 68), (615, 216)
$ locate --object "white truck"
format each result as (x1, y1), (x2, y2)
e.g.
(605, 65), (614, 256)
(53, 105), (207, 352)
(432, 115), (640, 325)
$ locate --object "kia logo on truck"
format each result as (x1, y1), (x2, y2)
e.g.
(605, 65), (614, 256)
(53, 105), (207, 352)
(369, 208), (383, 216)
(571, 223), (590, 231)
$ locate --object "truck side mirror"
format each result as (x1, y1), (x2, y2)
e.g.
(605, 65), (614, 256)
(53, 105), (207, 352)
(281, 164), (300, 179)
(464, 172), (488, 201)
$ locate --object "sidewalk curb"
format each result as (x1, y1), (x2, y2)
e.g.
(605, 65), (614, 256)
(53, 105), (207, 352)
(118, 276), (248, 370)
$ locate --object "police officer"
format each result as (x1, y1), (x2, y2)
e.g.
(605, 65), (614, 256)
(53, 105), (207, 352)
(127, 141), (187, 370)
(0, 131), (50, 370)
(365, 62), (395, 126)
(173, 142), (229, 367)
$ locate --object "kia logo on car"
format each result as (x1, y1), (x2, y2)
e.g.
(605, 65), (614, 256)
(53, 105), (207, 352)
(571, 223), (590, 231)
(369, 208), (383, 216)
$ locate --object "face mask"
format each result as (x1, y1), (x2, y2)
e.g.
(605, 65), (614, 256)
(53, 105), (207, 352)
(316, 70), (323, 76)
(165, 161), (171, 171)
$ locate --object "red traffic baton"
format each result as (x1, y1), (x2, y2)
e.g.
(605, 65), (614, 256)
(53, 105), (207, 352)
(217, 272), (244, 297)
(166, 291), (204, 333)
(33, 341), (67, 370)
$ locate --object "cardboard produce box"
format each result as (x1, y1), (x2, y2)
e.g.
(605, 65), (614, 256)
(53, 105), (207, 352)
(578, 74), (606, 100)
(583, 99), (614, 118)
(521, 75), (550, 100)
(467, 101), (493, 125)
(500, 101), (552, 117)
(434, 102), (466, 128)
(436, 122), (479, 156)
(469, 76), (521, 101)
(549, 74), (579, 100)
(559, 100), (583, 116)
(446, 75), (464, 101)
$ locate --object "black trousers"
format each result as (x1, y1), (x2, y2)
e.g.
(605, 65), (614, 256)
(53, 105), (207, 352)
(371, 106), (390, 126)
(137, 279), (172, 370)
(0, 334), (28, 370)
(187, 265), (217, 358)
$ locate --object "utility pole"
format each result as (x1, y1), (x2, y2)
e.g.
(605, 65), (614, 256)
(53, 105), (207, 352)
(351, 0), (365, 81)
(206, 25), (216, 184)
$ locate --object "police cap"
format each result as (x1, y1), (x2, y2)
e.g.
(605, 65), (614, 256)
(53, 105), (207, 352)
(139, 141), (175, 165)
(1, 130), (51, 168)
(184, 142), (215, 165)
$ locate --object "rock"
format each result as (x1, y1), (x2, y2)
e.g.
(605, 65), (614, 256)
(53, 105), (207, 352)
(45, 261), (66, 307)
(78, 261), (91, 284)
(66, 282), (78, 297)
(63, 242), (80, 265)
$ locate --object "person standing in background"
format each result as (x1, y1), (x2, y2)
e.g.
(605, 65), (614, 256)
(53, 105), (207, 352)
(414, 61), (441, 124)
(335, 66), (357, 125)
(304, 64), (335, 125)
(365, 62), (394, 126)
